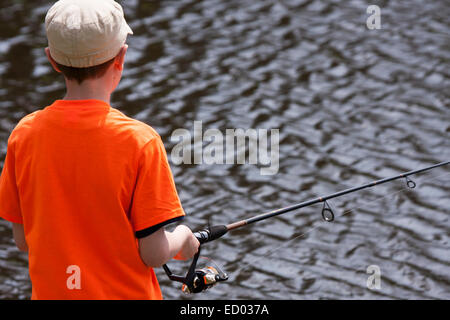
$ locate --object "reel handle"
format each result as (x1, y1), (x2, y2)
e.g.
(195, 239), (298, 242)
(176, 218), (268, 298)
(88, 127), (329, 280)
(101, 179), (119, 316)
(162, 225), (229, 293)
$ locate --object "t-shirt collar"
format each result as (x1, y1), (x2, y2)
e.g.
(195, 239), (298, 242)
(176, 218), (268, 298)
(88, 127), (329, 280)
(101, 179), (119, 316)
(49, 99), (111, 110)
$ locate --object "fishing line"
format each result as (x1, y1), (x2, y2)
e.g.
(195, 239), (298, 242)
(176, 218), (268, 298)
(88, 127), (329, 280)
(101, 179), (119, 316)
(198, 256), (227, 276)
(229, 170), (450, 278)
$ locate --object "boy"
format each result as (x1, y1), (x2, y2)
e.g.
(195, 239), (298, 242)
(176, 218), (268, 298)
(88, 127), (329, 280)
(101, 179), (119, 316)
(0, 0), (199, 299)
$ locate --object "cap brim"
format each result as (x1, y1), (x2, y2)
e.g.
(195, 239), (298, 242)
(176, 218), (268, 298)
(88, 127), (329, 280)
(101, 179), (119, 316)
(124, 21), (133, 36)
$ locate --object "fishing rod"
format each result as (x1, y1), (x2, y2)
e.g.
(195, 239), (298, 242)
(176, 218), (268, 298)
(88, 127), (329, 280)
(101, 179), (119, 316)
(162, 160), (449, 293)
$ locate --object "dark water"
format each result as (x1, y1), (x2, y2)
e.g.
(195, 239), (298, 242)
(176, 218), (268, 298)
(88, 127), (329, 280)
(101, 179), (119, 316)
(0, 0), (449, 300)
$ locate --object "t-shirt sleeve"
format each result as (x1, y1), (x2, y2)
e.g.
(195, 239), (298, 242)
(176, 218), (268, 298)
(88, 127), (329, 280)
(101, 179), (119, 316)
(0, 140), (23, 224)
(130, 137), (185, 238)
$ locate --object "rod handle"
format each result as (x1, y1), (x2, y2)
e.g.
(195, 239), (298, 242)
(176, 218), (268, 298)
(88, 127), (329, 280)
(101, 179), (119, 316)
(194, 225), (228, 244)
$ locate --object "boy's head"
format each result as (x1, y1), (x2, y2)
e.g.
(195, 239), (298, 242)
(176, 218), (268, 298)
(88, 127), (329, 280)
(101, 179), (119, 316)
(44, 0), (133, 84)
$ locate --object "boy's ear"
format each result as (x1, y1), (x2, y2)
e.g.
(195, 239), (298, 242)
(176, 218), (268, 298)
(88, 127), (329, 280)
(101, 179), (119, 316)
(45, 47), (62, 73)
(114, 44), (128, 71)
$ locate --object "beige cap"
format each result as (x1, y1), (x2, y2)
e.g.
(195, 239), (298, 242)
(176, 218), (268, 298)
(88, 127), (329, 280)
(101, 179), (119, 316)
(45, 0), (133, 68)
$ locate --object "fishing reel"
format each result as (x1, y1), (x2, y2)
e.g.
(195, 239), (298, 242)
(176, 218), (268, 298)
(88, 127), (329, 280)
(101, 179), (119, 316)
(181, 264), (228, 294)
(162, 225), (229, 294)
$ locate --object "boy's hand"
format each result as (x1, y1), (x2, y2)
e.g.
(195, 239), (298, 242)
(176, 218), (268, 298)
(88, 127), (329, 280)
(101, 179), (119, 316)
(173, 225), (200, 260)
(138, 224), (200, 267)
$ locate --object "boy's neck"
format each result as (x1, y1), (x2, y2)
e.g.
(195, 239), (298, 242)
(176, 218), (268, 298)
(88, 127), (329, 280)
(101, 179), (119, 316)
(63, 78), (111, 105)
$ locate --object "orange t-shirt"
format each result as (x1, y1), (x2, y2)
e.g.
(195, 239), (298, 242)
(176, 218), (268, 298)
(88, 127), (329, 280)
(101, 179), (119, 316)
(0, 99), (185, 299)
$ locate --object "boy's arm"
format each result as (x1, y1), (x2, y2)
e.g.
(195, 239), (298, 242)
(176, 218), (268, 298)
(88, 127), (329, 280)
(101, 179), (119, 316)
(12, 223), (28, 252)
(132, 137), (199, 267)
(138, 224), (199, 268)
